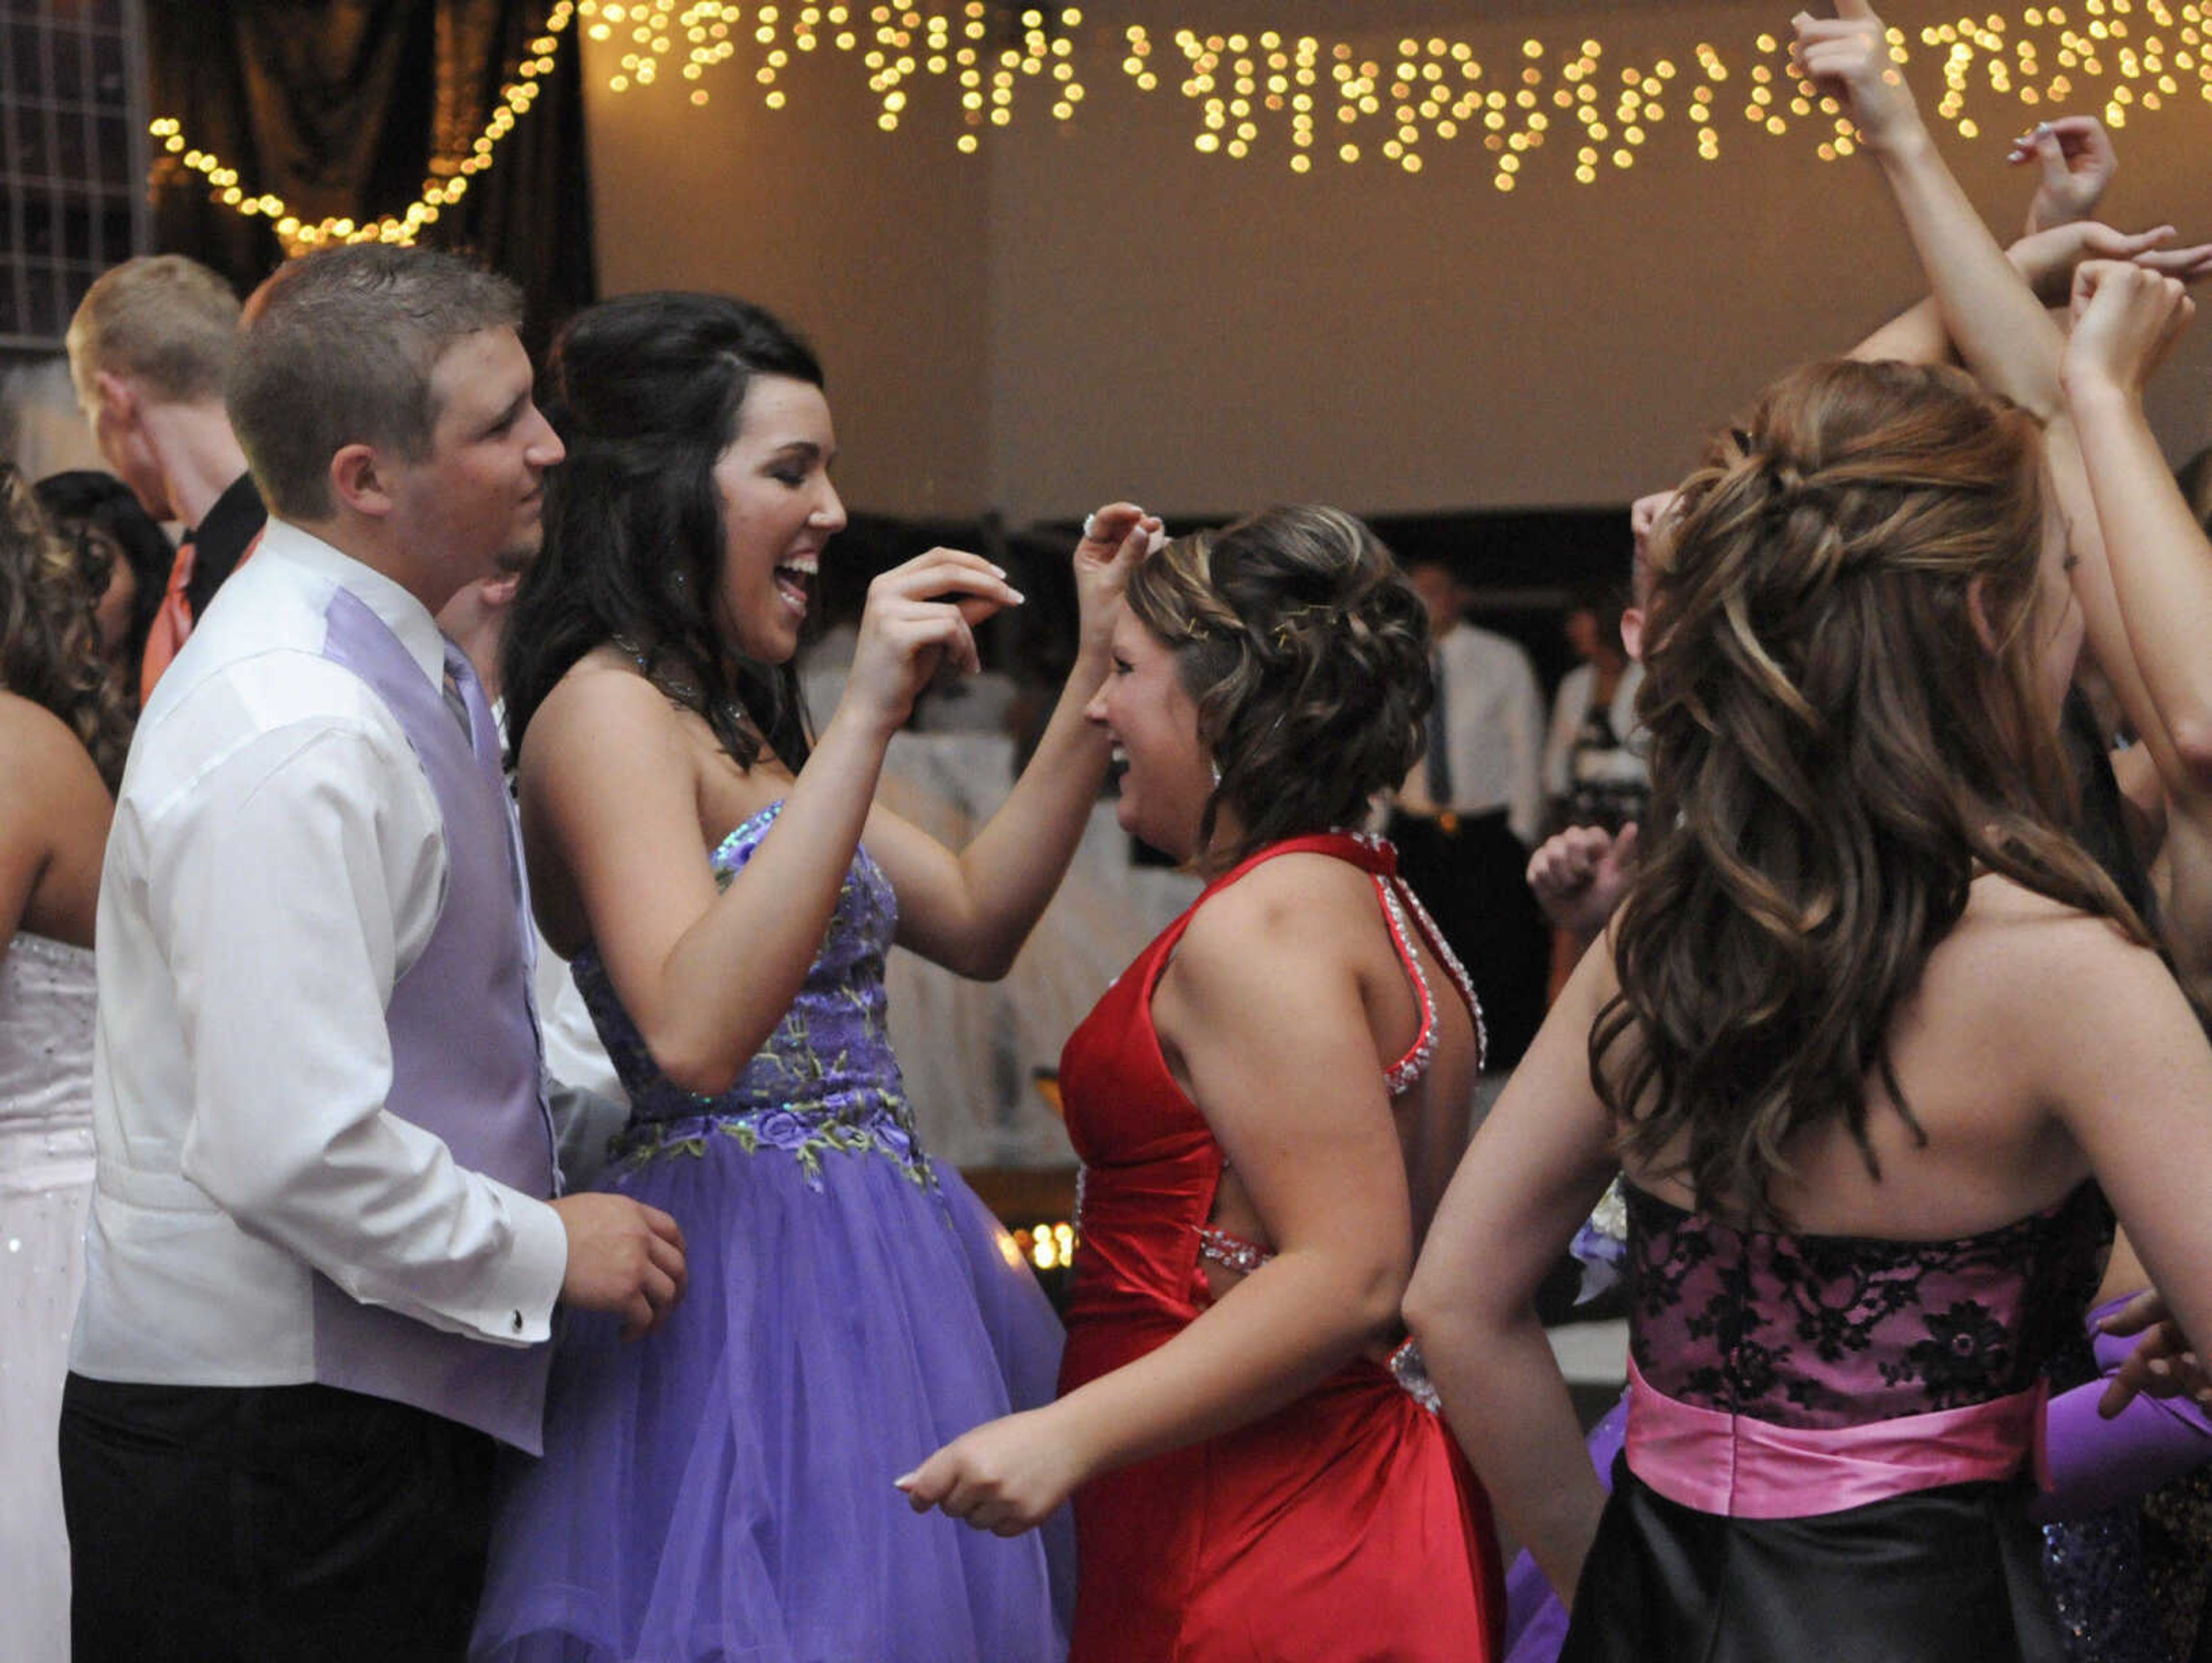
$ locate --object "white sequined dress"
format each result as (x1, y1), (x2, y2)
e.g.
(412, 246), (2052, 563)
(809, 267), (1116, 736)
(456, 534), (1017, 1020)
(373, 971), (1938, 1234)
(0, 930), (96, 1658)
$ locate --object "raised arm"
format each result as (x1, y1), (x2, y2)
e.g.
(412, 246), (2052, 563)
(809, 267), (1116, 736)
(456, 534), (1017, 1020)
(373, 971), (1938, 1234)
(1804, 5), (2212, 920)
(521, 548), (1022, 1095)
(1848, 222), (2200, 366)
(2062, 264), (2212, 989)
(862, 504), (1157, 979)
(1796, 1), (2069, 417)
(2011, 115), (2118, 236)
(1403, 937), (1623, 1601)
(899, 859), (1419, 1530)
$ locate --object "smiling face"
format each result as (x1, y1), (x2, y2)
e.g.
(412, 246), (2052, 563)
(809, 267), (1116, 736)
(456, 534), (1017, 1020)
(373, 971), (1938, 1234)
(1085, 609), (1217, 861)
(711, 374), (845, 665)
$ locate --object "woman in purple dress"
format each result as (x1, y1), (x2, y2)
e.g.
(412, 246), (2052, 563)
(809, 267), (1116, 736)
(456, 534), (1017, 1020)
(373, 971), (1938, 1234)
(471, 293), (1152, 1661)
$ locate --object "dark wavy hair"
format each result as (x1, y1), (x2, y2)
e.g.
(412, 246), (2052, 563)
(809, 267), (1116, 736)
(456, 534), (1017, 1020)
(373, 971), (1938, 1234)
(1122, 504), (1433, 868)
(35, 469), (176, 699)
(502, 293), (823, 771)
(0, 462), (132, 790)
(1597, 358), (2147, 1221)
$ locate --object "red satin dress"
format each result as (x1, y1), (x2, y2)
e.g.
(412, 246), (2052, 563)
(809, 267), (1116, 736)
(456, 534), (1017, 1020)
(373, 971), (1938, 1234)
(1058, 831), (1505, 1662)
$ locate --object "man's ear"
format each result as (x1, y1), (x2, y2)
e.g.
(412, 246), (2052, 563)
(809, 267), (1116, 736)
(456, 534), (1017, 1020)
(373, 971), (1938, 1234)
(1966, 574), (2001, 657)
(91, 369), (138, 426)
(329, 443), (393, 518)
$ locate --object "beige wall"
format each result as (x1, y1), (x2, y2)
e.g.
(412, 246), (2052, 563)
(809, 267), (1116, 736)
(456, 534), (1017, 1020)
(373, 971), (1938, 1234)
(586, 3), (2212, 522)
(582, 29), (993, 516)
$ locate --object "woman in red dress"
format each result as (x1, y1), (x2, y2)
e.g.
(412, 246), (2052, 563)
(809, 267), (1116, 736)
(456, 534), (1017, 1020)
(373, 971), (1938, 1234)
(903, 505), (1504, 1661)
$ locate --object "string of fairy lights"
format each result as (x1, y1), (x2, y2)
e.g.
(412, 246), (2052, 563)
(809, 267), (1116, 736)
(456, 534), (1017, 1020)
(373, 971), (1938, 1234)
(153, 2), (2212, 244)
(149, 1), (577, 253)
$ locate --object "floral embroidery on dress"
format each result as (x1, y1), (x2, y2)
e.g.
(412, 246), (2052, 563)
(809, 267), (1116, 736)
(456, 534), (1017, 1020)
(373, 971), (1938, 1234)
(1889, 1300), (2017, 1409)
(573, 800), (939, 1195)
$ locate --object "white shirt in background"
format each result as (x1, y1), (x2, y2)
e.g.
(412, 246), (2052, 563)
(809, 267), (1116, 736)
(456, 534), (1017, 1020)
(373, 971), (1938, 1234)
(1401, 622), (1546, 847)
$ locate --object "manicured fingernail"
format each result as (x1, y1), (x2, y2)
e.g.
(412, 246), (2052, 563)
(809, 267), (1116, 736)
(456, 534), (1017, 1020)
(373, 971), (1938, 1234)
(893, 1471), (917, 1488)
(1005, 587), (1025, 603)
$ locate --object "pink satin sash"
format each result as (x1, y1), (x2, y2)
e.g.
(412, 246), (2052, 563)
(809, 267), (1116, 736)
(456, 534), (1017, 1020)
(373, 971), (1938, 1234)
(1624, 1354), (2047, 1520)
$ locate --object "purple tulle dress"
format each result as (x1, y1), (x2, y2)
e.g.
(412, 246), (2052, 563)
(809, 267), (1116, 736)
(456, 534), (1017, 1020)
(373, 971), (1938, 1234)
(471, 804), (1073, 1662)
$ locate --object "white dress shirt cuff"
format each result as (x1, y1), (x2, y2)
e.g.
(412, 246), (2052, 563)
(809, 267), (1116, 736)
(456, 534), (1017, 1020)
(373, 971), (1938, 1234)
(475, 1188), (569, 1347)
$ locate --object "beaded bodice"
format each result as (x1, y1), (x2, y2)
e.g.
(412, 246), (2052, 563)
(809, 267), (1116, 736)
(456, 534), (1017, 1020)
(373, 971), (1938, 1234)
(0, 931), (96, 1165)
(1624, 1179), (2111, 1430)
(572, 801), (933, 1188)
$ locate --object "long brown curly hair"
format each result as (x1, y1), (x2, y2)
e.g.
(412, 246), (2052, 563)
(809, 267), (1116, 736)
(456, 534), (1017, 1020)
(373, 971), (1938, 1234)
(1597, 359), (2146, 1221)
(1122, 504), (1433, 870)
(0, 461), (131, 790)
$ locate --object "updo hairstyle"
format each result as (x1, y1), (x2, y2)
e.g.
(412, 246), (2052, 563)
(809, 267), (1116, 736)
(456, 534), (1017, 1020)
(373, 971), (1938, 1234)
(1122, 504), (1432, 866)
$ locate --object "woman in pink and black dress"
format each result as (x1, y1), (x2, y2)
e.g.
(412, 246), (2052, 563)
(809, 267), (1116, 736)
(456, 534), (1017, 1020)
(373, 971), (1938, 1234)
(1405, 345), (2212, 1663)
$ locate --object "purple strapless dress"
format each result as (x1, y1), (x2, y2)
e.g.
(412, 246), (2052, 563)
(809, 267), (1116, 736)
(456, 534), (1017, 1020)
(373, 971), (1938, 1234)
(472, 803), (1071, 1661)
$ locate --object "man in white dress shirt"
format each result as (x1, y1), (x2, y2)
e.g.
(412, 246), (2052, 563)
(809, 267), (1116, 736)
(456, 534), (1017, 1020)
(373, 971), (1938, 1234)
(1387, 556), (1552, 1067)
(60, 245), (686, 1661)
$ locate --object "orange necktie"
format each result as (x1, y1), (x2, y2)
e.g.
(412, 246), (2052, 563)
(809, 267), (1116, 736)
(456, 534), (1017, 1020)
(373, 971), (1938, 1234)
(138, 525), (262, 703)
(137, 537), (196, 704)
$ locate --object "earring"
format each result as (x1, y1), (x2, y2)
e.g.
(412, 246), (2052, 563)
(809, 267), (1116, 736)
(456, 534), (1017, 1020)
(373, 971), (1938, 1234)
(1209, 757), (1224, 789)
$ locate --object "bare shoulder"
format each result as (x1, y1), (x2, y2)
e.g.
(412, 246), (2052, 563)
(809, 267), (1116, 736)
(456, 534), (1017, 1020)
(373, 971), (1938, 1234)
(518, 649), (695, 785)
(1185, 849), (1371, 942)
(524, 647), (681, 743)
(1176, 850), (1381, 978)
(0, 692), (107, 806)
(1938, 873), (2177, 1029)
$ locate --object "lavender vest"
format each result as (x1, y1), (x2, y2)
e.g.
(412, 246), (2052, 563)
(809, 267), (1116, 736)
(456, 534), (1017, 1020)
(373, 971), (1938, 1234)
(315, 585), (556, 1451)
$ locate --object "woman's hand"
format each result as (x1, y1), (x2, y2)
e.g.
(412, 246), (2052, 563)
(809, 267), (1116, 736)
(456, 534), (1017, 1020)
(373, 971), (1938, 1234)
(2098, 1289), (2212, 1417)
(2011, 116), (2119, 234)
(1073, 502), (1164, 660)
(1792, 2), (1923, 156)
(2065, 259), (2198, 403)
(2008, 222), (2212, 309)
(897, 1407), (1090, 1535)
(840, 548), (1025, 737)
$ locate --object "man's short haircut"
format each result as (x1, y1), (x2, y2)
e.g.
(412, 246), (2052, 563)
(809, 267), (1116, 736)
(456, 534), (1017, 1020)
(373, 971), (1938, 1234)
(65, 255), (242, 412)
(226, 244), (524, 522)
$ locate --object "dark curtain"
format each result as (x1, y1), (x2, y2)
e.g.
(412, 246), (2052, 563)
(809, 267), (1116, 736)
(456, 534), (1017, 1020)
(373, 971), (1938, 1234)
(143, 0), (594, 354)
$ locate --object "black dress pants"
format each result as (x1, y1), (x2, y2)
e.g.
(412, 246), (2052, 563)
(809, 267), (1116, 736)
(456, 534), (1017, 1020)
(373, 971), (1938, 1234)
(60, 1372), (495, 1663)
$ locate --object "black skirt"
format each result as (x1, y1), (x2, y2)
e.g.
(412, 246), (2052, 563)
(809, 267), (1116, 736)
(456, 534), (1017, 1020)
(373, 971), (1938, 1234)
(1560, 1456), (2066, 1663)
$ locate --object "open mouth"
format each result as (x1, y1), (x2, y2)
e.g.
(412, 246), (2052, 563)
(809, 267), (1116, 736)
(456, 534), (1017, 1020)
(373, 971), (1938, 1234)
(774, 552), (818, 615)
